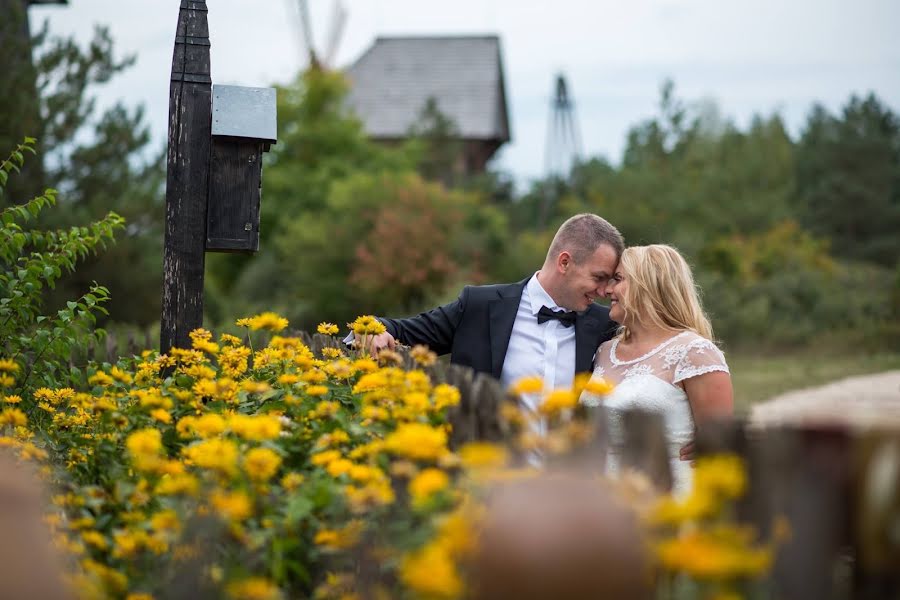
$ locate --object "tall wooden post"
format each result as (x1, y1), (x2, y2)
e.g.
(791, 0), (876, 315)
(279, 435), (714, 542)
(160, 0), (211, 353)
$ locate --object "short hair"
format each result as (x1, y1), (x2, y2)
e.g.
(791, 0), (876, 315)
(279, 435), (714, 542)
(546, 214), (624, 264)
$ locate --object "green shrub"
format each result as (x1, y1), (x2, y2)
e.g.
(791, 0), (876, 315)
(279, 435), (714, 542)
(1, 138), (124, 393)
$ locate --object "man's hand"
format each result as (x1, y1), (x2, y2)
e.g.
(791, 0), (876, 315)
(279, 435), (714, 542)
(353, 331), (397, 355)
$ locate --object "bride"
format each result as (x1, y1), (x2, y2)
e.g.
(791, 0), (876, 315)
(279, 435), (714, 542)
(581, 244), (733, 494)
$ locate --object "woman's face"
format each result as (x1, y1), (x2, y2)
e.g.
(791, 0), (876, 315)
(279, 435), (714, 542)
(605, 268), (629, 324)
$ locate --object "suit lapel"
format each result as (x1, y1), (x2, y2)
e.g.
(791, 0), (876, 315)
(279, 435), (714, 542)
(575, 312), (603, 373)
(488, 278), (529, 379)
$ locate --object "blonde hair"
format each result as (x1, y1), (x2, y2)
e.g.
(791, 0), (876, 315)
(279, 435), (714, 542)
(616, 244), (714, 341)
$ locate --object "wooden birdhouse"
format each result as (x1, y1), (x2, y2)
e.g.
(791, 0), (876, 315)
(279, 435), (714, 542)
(206, 84), (277, 253)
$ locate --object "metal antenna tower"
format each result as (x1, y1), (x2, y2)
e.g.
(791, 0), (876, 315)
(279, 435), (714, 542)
(543, 72), (583, 178)
(540, 73), (583, 225)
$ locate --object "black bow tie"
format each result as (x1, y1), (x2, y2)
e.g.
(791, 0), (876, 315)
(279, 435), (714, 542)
(537, 305), (577, 327)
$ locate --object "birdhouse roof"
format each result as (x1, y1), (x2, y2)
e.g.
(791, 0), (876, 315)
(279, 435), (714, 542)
(345, 35), (511, 142)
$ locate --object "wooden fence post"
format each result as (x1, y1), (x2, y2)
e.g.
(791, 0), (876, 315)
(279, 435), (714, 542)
(619, 410), (672, 492)
(160, 0), (212, 354)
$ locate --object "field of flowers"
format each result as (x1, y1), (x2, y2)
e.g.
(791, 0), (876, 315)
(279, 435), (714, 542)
(0, 312), (779, 600)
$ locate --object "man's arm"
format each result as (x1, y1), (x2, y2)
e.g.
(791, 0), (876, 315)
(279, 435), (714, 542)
(379, 287), (468, 355)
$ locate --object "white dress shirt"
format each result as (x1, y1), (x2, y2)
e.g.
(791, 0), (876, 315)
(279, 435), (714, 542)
(500, 273), (577, 439)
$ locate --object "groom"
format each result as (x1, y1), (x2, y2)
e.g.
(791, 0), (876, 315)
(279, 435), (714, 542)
(354, 213), (623, 392)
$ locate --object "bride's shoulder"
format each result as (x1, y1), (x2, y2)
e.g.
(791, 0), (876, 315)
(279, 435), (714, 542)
(675, 332), (728, 364)
(593, 337), (618, 364)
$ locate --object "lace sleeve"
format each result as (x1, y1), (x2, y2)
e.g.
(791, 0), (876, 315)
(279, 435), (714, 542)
(672, 338), (730, 384)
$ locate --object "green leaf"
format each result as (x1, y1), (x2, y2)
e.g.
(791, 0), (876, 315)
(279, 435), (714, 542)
(284, 495), (313, 525)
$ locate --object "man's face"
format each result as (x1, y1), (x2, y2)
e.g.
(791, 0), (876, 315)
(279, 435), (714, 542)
(559, 244), (619, 312)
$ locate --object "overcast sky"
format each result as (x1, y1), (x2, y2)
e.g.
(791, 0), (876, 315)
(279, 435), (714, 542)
(30, 0), (900, 183)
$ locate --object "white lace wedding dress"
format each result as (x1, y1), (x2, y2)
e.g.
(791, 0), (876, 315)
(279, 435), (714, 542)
(580, 330), (729, 495)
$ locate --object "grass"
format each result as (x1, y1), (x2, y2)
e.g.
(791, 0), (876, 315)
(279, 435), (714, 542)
(729, 350), (900, 413)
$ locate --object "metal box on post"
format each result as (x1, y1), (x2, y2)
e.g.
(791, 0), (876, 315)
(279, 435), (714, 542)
(206, 84), (277, 253)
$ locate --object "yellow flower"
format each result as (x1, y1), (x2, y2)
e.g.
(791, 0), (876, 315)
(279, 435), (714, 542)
(652, 489), (718, 525)
(126, 593), (155, 600)
(210, 489), (253, 522)
(402, 392), (429, 413)
(400, 541), (463, 599)
(150, 408), (172, 424)
(384, 423), (448, 462)
(694, 454), (747, 499)
(236, 312), (289, 332)
(193, 413), (227, 438)
(436, 507), (480, 557)
(409, 345), (438, 366)
(112, 529), (147, 559)
(361, 405), (389, 422)
(655, 530), (772, 580)
(301, 369), (327, 384)
(155, 473), (199, 496)
(582, 376), (615, 396)
(510, 376), (543, 395)
(316, 430), (350, 448)
(306, 384), (329, 397)
(150, 510), (182, 534)
(220, 333), (244, 347)
(314, 521), (364, 551)
(229, 414), (281, 441)
(226, 577), (283, 600)
(240, 379), (271, 394)
(539, 389), (578, 416)
(432, 384), (461, 410)
(109, 366), (133, 384)
(182, 438), (239, 476)
(408, 468), (450, 508)
(88, 371), (115, 386)
(312, 401), (340, 418)
(348, 315), (386, 336)
(82, 530), (108, 550)
(2, 394), (22, 404)
(347, 464), (383, 484)
(344, 480), (395, 513)
(190, 328), (220, 354)
(326, 458), (354, 478)
(459, 442), (508, 470)
(322, 347), (344, 359)
(278, 373), (300, 385)
(317, 322), (340, 336)
(351, 358), (379, 373)
(280, 472), (305, 491)
(243, 447), (282, 482)
(81, 559), (127, 593)
(352, 371), (387, 393)
(0, 358), (20, 373)
(311, 450), (341, 466)
(126, 429), (163, 471)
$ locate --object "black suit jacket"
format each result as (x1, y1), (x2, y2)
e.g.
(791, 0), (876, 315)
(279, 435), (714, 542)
(380, 277), (619, 380)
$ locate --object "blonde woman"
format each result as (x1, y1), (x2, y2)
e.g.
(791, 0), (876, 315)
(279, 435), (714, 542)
(581, 244), (733, 494)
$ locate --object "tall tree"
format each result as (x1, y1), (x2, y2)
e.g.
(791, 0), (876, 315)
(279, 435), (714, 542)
(0, 16), (168, 326)
(795, 94), (900, 266)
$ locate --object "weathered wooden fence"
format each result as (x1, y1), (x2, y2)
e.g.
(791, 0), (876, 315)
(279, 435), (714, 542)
(438, 371), (900, 600)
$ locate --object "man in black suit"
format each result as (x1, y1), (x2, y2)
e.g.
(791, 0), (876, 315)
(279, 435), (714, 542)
(356, 213), (623, 392)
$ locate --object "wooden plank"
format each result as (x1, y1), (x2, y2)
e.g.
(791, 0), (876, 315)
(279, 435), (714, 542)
(851, 431), (900, 599)
(619, 410), (672, 492)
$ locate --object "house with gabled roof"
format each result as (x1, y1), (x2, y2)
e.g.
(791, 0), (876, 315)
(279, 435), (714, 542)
(345, 35), (511, 177)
